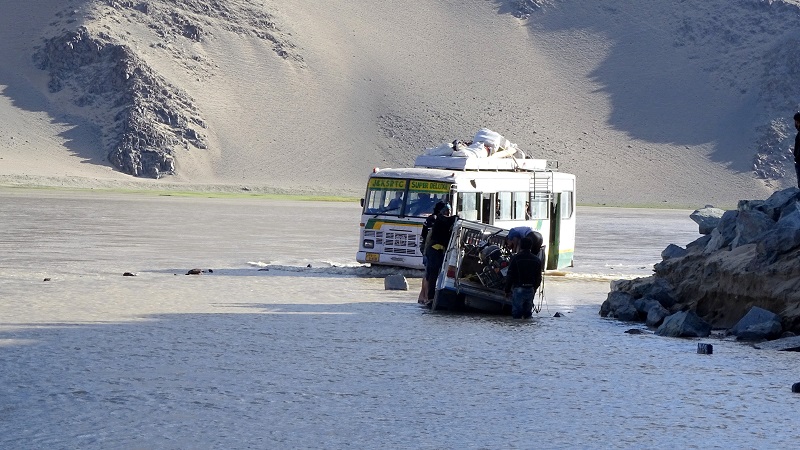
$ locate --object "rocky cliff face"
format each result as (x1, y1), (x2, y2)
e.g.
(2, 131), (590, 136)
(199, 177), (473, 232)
(34, 26), (205, 178)
(32, 0), (301, 179)
(602, 187), (800, 336)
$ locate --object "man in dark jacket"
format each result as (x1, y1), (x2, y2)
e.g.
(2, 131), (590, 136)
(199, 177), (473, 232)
(794, 112), (800, 189)
(504, 237), (543, 319)
(418, 201), (446, 303)
(424, 203), (457, 303)
(420, 201), (446, 253)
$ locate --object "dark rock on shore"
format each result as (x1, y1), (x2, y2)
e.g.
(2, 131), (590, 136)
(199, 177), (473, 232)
(730, 306), (783, 341)
(656, 311), (711, 337)
(690, 206), (725, 235)
(601, 187), (800, 343)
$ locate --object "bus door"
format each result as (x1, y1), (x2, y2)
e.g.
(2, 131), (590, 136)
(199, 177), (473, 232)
(481, 193), (494, 225)
(547, 191), (575, 270)
(547, 194), (562, 270)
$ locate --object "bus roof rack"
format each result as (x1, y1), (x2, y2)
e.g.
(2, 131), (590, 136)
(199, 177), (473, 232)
(414, 155), (548, 172)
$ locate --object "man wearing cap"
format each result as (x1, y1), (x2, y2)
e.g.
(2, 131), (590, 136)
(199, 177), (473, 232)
(504, 237), (543, 319)
(424, 203), (457, 303)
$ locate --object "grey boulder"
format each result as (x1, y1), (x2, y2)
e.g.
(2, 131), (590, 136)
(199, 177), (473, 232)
(384, 274), (409, 291)
(656, 311), (712, 337)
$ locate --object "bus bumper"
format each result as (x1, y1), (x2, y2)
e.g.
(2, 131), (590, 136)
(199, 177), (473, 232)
(356, 251), (424, 270)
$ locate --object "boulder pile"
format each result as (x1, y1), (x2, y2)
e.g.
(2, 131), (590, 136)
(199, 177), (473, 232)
(601, 187), (800, 344)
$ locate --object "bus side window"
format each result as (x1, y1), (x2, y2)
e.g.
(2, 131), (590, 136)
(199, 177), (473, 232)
(561, 191), (574, 219)
(496, 192), (512, 220)
(529, 192), (549, 219)
(512, 192), (527, 220)
(457, 192), (479, 221)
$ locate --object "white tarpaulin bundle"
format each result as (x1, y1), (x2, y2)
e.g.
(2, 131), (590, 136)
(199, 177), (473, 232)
(424, 128), (525, 159)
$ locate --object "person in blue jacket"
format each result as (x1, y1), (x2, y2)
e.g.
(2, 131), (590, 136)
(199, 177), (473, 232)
(506, 226), (543, 253)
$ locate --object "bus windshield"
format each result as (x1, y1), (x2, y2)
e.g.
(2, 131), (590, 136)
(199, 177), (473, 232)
(363, 178), (450, 217)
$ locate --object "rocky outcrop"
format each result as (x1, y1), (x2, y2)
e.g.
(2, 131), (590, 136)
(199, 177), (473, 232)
(512, 1), (553, 18)
(34, 27), (206, 178)
(32, 0), (302, 179)
(101, 0), (303, 63)
(601, 187), (800, 339)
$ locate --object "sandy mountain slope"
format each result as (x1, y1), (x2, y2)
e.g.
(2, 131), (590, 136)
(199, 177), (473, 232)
(1, 0), (800, 206)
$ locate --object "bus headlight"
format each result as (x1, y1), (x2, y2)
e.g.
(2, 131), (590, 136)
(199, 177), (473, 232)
(363, 239), (375, 249)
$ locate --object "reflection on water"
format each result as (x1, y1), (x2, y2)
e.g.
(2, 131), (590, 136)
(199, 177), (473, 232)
(0, 190), (798, 448)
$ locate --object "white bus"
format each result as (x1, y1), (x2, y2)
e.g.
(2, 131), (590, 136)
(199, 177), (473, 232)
(356, 153), (576, 271)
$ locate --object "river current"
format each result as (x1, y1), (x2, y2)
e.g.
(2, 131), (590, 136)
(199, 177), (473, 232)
(0, 189), (798, 449)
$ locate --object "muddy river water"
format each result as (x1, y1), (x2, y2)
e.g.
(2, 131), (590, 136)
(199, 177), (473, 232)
(0, 190), (798, 448)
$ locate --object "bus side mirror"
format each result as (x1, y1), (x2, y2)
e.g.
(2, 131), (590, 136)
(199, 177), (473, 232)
(360, 198), (364, 207)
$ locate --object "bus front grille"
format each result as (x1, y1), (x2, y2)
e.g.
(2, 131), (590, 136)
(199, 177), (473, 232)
(365, 230), (419, 255)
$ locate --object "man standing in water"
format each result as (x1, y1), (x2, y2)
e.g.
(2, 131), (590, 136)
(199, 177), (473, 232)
(504, 237), (543, 319)
(424, 203), (457, 304)
(418, 201), (446, 304)
(794, 112), (800, 188)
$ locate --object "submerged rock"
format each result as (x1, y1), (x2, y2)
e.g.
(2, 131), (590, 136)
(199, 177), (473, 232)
(697, 343), (714, 354)
(755, 335), (800, 351)
(384, 274), (409, 291)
